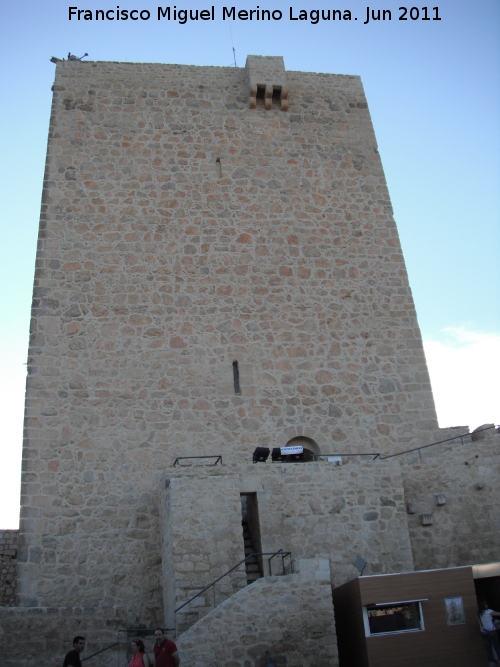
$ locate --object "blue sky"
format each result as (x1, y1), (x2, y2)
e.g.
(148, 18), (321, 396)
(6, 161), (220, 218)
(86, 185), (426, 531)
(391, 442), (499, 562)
(1, 0), (499, 526)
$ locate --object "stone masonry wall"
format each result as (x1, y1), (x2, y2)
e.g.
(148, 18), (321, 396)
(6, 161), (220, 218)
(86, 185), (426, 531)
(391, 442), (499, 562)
(176, 557), (339, 667)
(241, 458), (414, 584)
(20, 56), (437, 615)
(160, 473), (247, 632)
(402, 427), (500, 570)
(162, 457), (413, 630)
(0, 606), (127, 667)
(0, 530), (18, 606)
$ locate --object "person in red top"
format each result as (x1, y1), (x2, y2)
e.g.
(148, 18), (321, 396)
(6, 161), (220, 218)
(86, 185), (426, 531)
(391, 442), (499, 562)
(153, 629), (180, 667)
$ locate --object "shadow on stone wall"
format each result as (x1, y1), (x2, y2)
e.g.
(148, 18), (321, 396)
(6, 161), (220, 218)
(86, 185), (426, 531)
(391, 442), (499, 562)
(0, 607), (129, 667)
(0, 530), (18, 606)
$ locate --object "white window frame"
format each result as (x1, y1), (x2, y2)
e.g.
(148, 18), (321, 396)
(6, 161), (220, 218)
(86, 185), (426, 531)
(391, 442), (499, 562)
(363, 599), (426, 637)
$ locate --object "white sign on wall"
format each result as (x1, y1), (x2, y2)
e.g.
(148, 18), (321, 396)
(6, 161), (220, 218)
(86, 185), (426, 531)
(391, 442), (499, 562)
(280, 446), (303, 455)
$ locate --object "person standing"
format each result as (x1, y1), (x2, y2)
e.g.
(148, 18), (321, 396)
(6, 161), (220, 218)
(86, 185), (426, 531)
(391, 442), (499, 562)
(63, 636), (86, 667)
(153, 628), (180, 667)
(128, 638), (151, 667)
(479, 601), (500, 666)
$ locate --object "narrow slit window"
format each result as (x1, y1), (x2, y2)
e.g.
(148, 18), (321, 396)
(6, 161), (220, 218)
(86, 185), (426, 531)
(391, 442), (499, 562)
(216, 157), (222, 179)
(232, 361), (241, 395)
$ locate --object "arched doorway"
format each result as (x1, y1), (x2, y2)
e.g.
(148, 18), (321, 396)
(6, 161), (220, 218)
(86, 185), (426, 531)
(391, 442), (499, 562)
(284, 436), (320, 462)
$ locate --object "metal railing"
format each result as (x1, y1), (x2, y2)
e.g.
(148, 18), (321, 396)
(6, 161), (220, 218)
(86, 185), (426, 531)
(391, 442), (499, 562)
(172, 426), (497, 470)
(173, 455), (222, 466)
(174, 549), (292, 615)
(82, 642), (119, 663)
(309, 425), (498, 463)
(267, 549), (291, 575)
(380, 424), (498, 460)
(118, 627), (175, 635)
(312, 453), (380, 461)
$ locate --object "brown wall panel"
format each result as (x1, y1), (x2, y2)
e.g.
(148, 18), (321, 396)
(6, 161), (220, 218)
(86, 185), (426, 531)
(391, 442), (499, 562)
(359, 568), (486, 667)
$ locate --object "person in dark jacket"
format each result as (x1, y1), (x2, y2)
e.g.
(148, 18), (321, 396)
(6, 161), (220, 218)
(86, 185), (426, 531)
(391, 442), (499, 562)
(63, 636), (86, 667)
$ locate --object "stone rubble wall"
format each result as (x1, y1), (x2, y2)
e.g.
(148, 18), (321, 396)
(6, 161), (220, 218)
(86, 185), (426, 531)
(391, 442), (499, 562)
(176, 557), (339, 667)
(240, 458), (414, 584)
(20, 56), (437, 617)
(402, 427), (500, 570)
(0, 530), (18, 606)
(436, 425), (471, 442)
(160, 473), (247, 633)
(398, 424), (472, 464)
(0, 606), (128, 667)
(163, 457), (413, 630)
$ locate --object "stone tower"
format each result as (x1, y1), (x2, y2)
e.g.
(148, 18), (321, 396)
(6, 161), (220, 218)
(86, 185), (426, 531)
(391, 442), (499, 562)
(18, 55), (440, 637)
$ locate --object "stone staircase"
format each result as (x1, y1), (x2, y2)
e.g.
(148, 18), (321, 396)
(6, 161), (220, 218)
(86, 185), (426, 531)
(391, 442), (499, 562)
(242, 519), (262, 585)
(175, 557), (339, 667)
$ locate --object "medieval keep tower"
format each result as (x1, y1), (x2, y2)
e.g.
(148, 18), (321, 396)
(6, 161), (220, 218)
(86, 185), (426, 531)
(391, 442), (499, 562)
(11, 56), (498, 667)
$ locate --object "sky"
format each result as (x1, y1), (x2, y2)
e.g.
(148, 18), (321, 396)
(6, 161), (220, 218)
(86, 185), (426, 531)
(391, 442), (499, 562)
(0, 0), (499, 528)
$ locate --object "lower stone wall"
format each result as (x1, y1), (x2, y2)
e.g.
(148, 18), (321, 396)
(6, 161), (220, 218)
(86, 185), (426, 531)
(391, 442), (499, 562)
(177, 557), (339, 667)
(402, 427), (500, 570)
(161, 458), (414, 631)
(160, 473), (247, 633)
(0, 530), (18, 606)
(0, 606), (129, 667)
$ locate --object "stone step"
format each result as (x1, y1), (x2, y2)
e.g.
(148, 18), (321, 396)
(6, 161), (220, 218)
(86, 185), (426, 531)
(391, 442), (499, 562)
(241, 522), (262, 582)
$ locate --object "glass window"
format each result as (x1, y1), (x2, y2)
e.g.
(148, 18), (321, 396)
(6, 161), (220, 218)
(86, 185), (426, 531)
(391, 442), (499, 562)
(364, 601), (424, 636)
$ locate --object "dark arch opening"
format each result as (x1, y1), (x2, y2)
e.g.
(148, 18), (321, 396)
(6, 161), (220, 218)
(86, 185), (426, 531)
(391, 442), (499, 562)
(284, 436), (320, 462)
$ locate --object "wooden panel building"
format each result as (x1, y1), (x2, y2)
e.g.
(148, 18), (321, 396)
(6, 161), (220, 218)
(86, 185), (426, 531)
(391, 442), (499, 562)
(332, 566), (488, 667)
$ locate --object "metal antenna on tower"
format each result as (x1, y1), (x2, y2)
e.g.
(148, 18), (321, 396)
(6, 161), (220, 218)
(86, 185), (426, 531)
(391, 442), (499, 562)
(229, 25), (237, 67)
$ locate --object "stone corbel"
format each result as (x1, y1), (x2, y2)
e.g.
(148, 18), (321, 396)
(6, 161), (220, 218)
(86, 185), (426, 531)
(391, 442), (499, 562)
(264, 84), (273, 110)
(249, 83), (258, 109)
(280, 85), (289, 111)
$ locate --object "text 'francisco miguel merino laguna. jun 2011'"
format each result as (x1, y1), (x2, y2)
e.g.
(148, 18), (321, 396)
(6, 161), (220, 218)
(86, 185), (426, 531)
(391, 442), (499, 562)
(68, 6), (443, 25)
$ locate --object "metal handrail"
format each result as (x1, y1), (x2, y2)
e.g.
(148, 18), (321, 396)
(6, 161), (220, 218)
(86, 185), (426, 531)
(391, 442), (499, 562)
(174, 550), (292, 614)
(308, 425), (498, 463)
(82, 641), (119, 662)
(173, 455), (222, 466)
(380, 424), (498, 460)
(117, 627), (176, 634)
(312, 453), (380, 460)
(268, 548), (288, 574)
